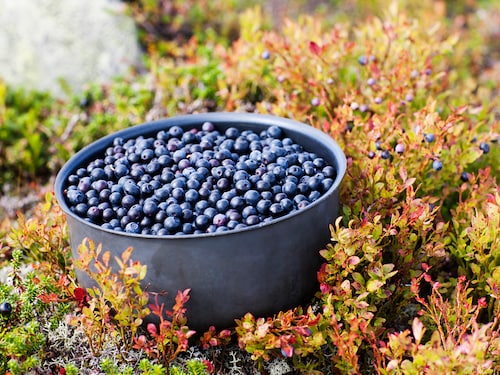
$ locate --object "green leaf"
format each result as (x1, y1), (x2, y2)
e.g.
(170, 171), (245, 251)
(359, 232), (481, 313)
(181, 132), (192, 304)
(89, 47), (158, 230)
(366, 279), (385, 293)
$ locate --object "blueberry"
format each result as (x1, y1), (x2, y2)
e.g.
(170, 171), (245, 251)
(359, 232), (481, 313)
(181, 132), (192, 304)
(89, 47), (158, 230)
(297, 200), (310, 209)
(235, 179), (251, 194)
(358, 55), (368, 65)
(245, 215), (260, 226)
(321, 178), (334, 192)
(185, 189), (200, 203)
(168, 126), (184, 138)
(164, 216), (182, 232)
(121, 194), (136, 209)
(243, 190), (260, 206)
(182, 208), (194, 221)
(381, 150), (391, 160)
(432, 160), (443, 171)
(225, 127), (240, 139)
(479, 142), (490, 154)
(140, 217), (152, 228)
(102, 208), (116, 222)
(125, 222), (141, 234)
(194, 214), (210, 230)
(267, 126), (283, 139)
(77, 177), (92, 192)
(222, 189), (237, 201)
(195, 200), (210, 213)
(256, 199), (272, 215)
(87, 196), (99, 207)
(213, 213), (227, 227)
(216, 177), (231, 192)
(74, 203), (89, 216)
(226, 209), (242, 222)
(241, 205), (258, 219)
(87, 206), (101, 222)
(297, 182), (310, 195)
(123, 180), (140, 196)
(234, 138), (250, 153)
(287, 165), (303, 178)
(424, 133), (435, 143)
(227, 220), (239, 229)
(256, 179), (271, 192)
(128, 204), (143, 221)
(215, 199), (230, 213)
(280, 198), (294, 212)
(90, 168), (107, 181)
(171, 187), (185, 201)
(99, 188), (112, 201)
(293, 194), (308, 205)
(182, 223), (195, 234)
(66, 189), (86, 205)
(269, 203), (285, 217)
(141, 149), (155, 162)
(166, 204), (183, 217)
(0, 302), (12, 316)
(230, 196), (245, 210)
(460, 172), (469, 182)
(204, 207), (218, 220)
(309, 190), (321, 201)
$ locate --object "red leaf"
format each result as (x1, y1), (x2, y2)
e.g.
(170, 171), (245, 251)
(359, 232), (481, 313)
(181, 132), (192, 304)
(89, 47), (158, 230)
(309, 41), (322, 55)
(147, 322), (158, 336)
(202, 359), (215, 373)
(38, 292), (59, 303)
(73, 287), (88, 307)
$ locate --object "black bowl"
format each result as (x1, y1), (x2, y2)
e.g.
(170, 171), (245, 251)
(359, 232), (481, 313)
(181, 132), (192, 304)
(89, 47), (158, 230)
(55, 113), (346, 330)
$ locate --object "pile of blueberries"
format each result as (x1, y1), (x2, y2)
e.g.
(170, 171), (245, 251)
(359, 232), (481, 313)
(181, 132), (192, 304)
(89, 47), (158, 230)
(63, 122), (337, 235)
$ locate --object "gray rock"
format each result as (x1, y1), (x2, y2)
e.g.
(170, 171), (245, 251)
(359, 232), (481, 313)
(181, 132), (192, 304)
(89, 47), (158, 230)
(0, 0), (142, 97)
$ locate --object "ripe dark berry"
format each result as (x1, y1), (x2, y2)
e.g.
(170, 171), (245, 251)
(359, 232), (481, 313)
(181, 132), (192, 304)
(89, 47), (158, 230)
(243, 190), (260, 206)
(432, 160), (443, 171)
(164, 216), (182, 232)
(269, 203), (285, 217)
(479, 142), (490, 154)
(424, 133), (435, 143)
(358, 55), (368, 65)
(194, 215), (210, 230)
(460, 172), (469, 182)
(0, 302), (12, 316)
(381, 150), (391, 160)
(125, 222), (141, 234)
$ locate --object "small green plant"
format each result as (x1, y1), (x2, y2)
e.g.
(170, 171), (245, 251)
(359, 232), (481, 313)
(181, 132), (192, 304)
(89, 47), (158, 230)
(371, 271), (500, 373)
(170, 359), (210, 375)
(70, 240), (150, 355)
(0, 247), (75, 374)
(133, 289), (196, 372)
(5, 192), (71, 274)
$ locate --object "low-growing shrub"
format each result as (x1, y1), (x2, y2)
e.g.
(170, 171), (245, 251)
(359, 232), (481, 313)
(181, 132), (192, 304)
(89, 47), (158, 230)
(0, 0), (499, 373)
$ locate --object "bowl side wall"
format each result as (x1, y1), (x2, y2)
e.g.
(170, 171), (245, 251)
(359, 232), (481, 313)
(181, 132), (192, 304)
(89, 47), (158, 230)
(56, 113), (346, 330)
